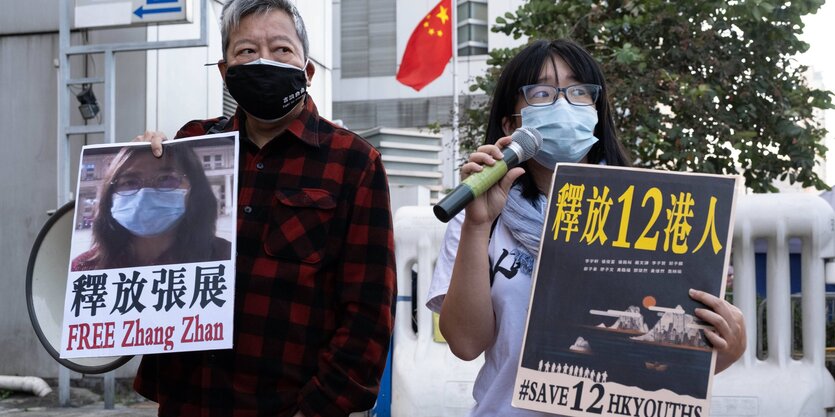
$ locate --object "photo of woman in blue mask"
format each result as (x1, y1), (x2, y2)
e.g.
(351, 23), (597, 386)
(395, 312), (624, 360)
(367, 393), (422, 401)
(426, 39), (746, 416)
(71, 142), (231, 271)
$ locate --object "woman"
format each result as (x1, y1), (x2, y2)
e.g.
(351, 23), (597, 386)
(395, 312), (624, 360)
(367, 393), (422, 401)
(72, 143), (231, 271)
(426, 39), (745, 416)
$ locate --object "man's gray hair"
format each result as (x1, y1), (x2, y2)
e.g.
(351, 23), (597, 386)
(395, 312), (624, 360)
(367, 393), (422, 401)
(220, 0), (309, 62)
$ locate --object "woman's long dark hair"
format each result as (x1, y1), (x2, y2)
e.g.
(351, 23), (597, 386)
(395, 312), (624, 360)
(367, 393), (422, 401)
(485, 39), (632, 199)
(90, 144), (219, 268)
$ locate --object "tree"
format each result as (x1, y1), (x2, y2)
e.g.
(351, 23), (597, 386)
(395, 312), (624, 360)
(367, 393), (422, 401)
(460, 0), (834, 192)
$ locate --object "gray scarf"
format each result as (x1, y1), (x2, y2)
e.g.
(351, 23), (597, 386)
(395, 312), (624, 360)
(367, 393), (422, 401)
(502, 183), (547, 274)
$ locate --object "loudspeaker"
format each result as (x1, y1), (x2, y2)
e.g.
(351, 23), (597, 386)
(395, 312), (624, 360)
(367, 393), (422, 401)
(26, 201), (132, 374)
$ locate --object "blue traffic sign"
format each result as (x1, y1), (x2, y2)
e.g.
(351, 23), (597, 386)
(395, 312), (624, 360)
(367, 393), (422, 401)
(134, 5), (183, 18)
(74, 0), (190, 28)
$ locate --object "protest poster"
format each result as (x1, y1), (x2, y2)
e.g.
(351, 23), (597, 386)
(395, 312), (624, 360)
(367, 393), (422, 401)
(512, 164), (739, 417)
(60, 133), (238, 358)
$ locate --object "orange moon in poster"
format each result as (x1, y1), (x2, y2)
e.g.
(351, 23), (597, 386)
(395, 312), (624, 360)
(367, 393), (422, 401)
(642, 296), (657, 308)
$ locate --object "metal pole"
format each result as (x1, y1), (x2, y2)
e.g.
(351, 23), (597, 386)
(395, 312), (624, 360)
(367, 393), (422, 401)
(199, 0), (208, 49)
(103, 371), (115, 409)
(58, 365), (70, 407)
(104, 50), (116, 143)
(57, 0), (72, 206)
(451, 0), (459, 187)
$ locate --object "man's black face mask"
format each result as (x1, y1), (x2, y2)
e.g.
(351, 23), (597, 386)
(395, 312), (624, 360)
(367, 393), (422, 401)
(224, 58), (308, 122)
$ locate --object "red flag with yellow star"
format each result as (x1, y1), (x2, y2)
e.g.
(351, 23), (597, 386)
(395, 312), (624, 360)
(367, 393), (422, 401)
(396, 0), (453, 91)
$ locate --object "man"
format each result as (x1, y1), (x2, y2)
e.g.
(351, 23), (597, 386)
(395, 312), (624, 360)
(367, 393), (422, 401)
(134, 1), (396, 416)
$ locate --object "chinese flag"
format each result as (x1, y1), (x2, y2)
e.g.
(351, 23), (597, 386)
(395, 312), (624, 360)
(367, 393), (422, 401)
(396, 0), (453, 91)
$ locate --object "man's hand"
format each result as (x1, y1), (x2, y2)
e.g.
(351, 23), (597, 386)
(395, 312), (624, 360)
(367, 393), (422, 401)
(689, 288), (746, 373)
(133, 131), (168, 157)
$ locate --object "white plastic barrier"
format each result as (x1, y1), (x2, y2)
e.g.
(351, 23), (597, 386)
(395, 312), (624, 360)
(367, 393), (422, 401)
(392, 206), (484, 417)
(392, 195), (835, 417)
(712, 194), (835, 417)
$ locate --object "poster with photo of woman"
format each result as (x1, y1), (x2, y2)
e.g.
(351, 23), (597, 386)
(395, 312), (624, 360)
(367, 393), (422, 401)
(60, 133), (238, 359)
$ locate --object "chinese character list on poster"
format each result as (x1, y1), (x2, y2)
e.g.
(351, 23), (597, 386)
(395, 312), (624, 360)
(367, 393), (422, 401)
(60, 133), (239, 358)
(513, 164), (739, 417)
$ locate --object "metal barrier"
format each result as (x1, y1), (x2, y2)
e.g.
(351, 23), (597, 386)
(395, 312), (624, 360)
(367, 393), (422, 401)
(391, 206), (484, 417)
(755, 293), (835, 360)
(712, 194), (835, 417)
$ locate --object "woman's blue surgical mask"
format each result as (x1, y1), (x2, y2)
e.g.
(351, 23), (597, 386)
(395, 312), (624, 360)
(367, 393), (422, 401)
(111, 188), (187, 237)
(520, 98), (600, 168)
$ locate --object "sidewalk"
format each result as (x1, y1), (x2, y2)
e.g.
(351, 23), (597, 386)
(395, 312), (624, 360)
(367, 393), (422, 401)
(0, 382), (156, 416)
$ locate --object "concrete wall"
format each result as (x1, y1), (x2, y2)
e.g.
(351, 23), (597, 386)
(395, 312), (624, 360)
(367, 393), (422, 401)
(0, 32), (65, 377)
(0, 0), (60, 33)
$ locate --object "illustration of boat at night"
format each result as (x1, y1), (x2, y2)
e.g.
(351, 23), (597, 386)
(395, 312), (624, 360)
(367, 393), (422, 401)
(644, 361), (669, 372)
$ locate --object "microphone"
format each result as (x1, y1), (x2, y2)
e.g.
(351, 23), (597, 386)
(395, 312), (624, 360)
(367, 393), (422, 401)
(433, 127), (543, 223)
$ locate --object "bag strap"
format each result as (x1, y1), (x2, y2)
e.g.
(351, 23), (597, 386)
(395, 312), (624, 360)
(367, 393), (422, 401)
(490, 215), (500, 239)
(488, 214), (500, 286)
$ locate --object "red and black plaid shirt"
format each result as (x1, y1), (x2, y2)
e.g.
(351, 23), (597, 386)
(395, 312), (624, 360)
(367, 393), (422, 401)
(134, 98), (396, 417)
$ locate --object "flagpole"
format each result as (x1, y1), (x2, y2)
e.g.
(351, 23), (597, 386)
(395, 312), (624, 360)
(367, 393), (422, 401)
(451, 0), (460, 187)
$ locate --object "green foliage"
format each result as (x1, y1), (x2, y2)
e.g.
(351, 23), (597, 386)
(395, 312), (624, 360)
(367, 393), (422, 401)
(757, 294), (835, 362)
(461, 0), (834, 192)
(424, 121), (443, 135)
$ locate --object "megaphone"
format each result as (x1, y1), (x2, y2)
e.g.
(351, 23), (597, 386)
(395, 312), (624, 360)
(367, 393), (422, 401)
(26, 200), (132, 374)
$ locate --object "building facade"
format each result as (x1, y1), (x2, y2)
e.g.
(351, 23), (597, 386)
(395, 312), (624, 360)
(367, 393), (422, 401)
(333, 0), (527, 190)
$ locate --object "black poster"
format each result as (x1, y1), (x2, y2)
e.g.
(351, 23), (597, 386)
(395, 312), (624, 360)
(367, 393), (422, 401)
(513, 164), (739, 417)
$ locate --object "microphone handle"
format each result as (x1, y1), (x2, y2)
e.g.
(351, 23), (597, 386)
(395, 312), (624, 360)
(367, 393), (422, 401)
(433, 150), (521, 223)
(432, 181), (478, 223)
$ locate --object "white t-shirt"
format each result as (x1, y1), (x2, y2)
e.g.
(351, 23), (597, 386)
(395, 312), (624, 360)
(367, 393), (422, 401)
(427, 211), (565, 417)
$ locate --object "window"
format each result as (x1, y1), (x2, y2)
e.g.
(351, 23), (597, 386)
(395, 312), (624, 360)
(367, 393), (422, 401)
(458, 1), (487, 20)
(222, 88), (237, 119)
(457, 1), (488, 57)
(203, 155), (211, 169)
(214, 154), (223, 169)
(82, 163), (95, 180)
(341, 0), (396, 78)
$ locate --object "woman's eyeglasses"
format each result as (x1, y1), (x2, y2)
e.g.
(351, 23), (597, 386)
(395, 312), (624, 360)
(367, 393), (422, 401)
(111, 173), (188, 196)
(519, 84), (601, 107)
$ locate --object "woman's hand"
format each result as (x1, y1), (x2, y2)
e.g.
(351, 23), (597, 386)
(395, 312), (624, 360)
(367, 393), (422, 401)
(459, 135), (526, 227)
(133, 131), (168, 157)
(689, 288), (746, 373)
